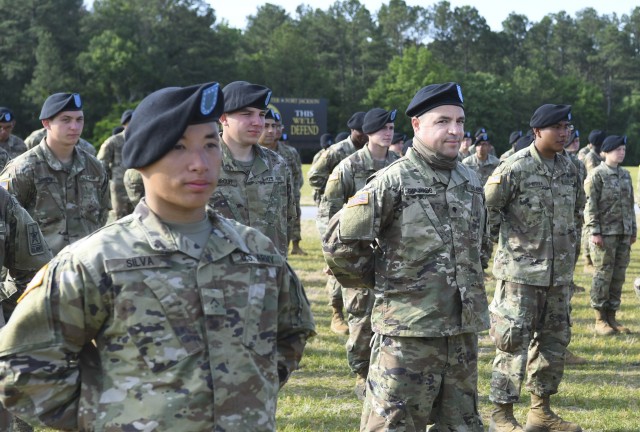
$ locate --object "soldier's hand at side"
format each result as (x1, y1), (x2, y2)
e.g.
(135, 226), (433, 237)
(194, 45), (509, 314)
(632, 236), (637, 245)
(591, 234), (604, 247)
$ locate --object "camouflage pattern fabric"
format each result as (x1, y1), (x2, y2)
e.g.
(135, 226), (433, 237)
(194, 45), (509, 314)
(311, 147), (327, 166)
(583, 149), (602, 173)
(361, 333), (483, 431)
(0, 187), (52, 314)
(489, 280), (571, 404)
(576, 145), (590, 163)
(0, 148), (9, 173)
(484, 143), (584, 287)
(499, 147), (515, 161)
(585, 164), (636, 310)
(275, 142), (304, 242)
(0, 201), (314, 431)
(323, 147), (489, 337)
(0, 135), (27, 159)
(123, 168), (145, 207)
(0, 141), (110, 255)
(24, 128), (96, 156)
(318, 145), (398, 374)
(209, 141), (296, 257)
(308, 136), (357, 205)
(97, 131), (134, 223)
(567, 151), (587, 264)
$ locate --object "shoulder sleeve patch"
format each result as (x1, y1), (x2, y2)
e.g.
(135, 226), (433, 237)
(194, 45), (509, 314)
(487, 175), (501, 185)
(346, 191), (369, 207)
(18, 263), (48, 303)
(27, 222), (46, 255)
(328, 171), (340, 182)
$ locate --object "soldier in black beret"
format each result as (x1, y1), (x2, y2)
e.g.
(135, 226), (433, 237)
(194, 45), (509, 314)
(0, 107), (27, 159)
(390, 131), (406, 156)
(499, 130), (523, 161)
(458, 130), (473, 160)
(212, 81), (297, 259)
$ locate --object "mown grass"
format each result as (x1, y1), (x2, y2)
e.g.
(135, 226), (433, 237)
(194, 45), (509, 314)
(38, 163), (640, 431)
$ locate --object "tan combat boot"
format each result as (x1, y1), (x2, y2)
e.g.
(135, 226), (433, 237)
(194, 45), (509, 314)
(524, 394), (581, 432)
(489, 403), (524, 432)
(330, 306), (349, 335)
(564, 349), (587, 365)
(606, 310), (631, 334)
(354, 372), (367, 401)
(594, 309), (616, 336)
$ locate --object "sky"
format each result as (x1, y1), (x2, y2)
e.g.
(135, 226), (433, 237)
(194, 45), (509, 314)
(207, 0), (638, 31)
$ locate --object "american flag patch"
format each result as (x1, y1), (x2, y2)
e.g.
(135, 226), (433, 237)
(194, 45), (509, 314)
(486, 175), (501, 185)
(346, 191), (369, 207)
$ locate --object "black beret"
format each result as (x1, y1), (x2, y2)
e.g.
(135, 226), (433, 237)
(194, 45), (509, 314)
(121, 109), (134, 125)
(362, 108), (397, 134)
(406, 82), (464, 118)
(600, 135), (627, 153)
(273, 111), (282, 122)
(402, 138), (414, 154)
(588, 129), (606, 148)
(514, 134), (532, 152)
(123, 82), (224, 169)
(39, 93), (82, 120)
(463, 131), (472, 139)
(474, 127), (486, 138)
(0, 107), (14, 122)
(474, 133), (490, 145)
(509, 130), (522, 146)
(529, 104), (572, 128)
(565, 129), (580, 148)
(320, 133), (334, 149)
(335, 131), (349, 142)
(265, 108), (276, 120)
(112, 125), (125, 136)
(346, 112), (365, 130)
(222, 81), (271, 113)
(392, 132), (406, 144)
(281, 133), (288, 141)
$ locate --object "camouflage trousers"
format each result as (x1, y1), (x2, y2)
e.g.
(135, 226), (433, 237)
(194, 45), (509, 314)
(342, 286), (375, 374)
(481, 236), (493, 270)
(589, 234), (631, 310)
(326, 275), (343, 305)
(361, 333), (483, 432)
(581, 224), (590, 260)
(291, 192), (302, 242)
(489, 281), (571, 404)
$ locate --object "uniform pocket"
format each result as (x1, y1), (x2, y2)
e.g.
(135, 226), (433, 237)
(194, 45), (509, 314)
(489, 307), (524, 353)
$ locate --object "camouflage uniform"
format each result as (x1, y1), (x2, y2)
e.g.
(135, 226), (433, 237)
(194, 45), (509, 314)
(308, 136), (358, 206)
(123, 168), (145, 207)
(584, 164), (636, 311)
(25, 128), (96, 156)
(0, 148), (9, 172)
(484, 143), (584, 404)
(581, 149), (603, 264)
(567, 152), (587, 266)
(0, 201), (314, 431)
(323, 148), (489, 431)
(0, 140), (110, 255)
(97, 131), (134, 223)
(311, 147), (327, 166)
(319, 145), (399, 377)
(274, 142), (304, 244)
(462, 153), (500, 269)
(576, 145), (590, 163)
(499, 147), (514, 161)
(0, 135), (27, 159)
(209, 140), (296, 257)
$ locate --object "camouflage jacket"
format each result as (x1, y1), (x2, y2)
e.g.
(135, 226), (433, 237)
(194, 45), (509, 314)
(0, 201), (314, 431)
(0, 187), (51, 303)
(308, 136), (357, 203)
(0, 148), (9, 173)
(0, 135), (27, 159)
(0, 141), (110, 255)
(577, 145), (591, 163)
(500, 148), (515, 161)
(124, 168), (145, 207)
(461, 153), (500, 185)
(274, 142), (304, 195)
(584, 149), (602, 173)
(25, 129), (96, 156)
(323, 148), (489, 337)
(97, 132), (134, 220)
(567, 151), (587, 229)
(209, 141), (296, 257)
(584, 163), (636, 237)
(484, 143), (585, 287)
(317, 145), (398, 236)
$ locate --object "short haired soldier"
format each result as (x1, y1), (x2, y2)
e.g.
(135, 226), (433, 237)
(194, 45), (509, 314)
(485, 104), (584, 432)
(318, 107), (399, 399)
(585, 135), (636, 336)
(0, 93), (110, 256)
(0, 82), (314, 431)
(324, 83), (489, 431)
(581, 129), (607, 273)
(0, 107), (27, 159)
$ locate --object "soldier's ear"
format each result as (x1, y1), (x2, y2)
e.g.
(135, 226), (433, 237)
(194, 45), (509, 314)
(219, 113), (229, 127)
(41, 119), (51, 131)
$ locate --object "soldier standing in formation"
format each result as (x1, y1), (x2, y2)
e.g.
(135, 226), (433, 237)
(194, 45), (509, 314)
(324, 83), (489, 431)
(581, 130), (606, 273)
(0, 93), (110, 256)
(309, 111), (367, 334)
(485, 104), (583, 432)
(24, 126), (97, 156)
(0, 107), (27, 161)
(0, 82), (314, 431)
(97, 109), (135, 223)
(313, 133), (334, 165)
(584, 135), (636, 336)
(458, 130), (472, 160)
(318, 107), (399, 400)
(499, 130), (523, 161)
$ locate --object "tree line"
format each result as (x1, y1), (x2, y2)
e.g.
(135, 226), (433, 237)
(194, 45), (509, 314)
(1, 0), (639, 162)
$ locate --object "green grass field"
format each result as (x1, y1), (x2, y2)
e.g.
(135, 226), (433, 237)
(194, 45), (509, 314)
(37, 163), (640, 431)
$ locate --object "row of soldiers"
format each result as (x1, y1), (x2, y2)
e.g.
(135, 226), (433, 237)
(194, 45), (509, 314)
(311, 83), (635, 431)
(0, 82), (316, 430)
